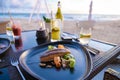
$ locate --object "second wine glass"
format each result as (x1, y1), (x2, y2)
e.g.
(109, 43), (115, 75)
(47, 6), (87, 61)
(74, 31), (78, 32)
(79, 27), (92, 45)
(78, 20), (95, 45)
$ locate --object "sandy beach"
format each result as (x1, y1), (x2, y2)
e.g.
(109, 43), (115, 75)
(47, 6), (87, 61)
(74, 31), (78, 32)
(0, 18), (120, 44)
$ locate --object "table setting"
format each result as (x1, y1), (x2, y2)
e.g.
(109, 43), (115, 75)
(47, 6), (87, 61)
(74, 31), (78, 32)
(0, 0), (120, 80)
(0, 14), (120, 79)
(0, 29), (120, 80)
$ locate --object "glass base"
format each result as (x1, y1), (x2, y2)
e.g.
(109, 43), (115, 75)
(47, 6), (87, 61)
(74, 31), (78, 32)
(51, 39), (61, 42)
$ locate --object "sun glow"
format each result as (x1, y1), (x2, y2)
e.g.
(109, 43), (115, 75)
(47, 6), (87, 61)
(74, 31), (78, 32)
(60, 0), (120, 15)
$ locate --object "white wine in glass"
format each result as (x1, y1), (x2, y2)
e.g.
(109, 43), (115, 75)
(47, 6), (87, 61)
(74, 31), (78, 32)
(79, 27), (92, 45)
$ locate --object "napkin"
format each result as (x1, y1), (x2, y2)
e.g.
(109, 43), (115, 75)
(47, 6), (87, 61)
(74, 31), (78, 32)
(61, 32), (78, 41)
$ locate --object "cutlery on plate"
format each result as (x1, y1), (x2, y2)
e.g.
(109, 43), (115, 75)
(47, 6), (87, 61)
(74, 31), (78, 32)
(10, 56), (26, 80)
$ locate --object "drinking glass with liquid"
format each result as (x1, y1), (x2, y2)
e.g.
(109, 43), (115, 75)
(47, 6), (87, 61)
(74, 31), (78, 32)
(6, 21), (14, 43)
(79, 27), (92, 45)
(78, 20), (95, 45)
(12, 21), (22, 39)
(51, 19), (61, 41)
(36, 21), (49, 44)
(6, 21), (13, 36)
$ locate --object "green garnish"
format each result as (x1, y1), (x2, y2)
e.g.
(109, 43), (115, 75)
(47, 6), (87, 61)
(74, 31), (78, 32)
(80, 34), (84, 38)
(43, 16), (51, 23)
(63, 54), (75, 68)
(48, 45), (54, 50)
(63, 54), (75, 60)
(69, 58), (76, 68)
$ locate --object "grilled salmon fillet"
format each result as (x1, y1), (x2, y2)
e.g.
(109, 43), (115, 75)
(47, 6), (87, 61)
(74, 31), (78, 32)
(40, 48), (70, 62)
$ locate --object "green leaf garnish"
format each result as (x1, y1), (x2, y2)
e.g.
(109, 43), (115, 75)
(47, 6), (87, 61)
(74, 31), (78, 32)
(43, 16), (51, 23)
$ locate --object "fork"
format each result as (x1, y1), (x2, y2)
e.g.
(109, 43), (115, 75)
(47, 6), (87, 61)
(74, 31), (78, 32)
(10, 56), (26, 80)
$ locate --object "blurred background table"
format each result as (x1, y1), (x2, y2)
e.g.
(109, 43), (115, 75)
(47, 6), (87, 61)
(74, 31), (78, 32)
(0, 30), (120, 80)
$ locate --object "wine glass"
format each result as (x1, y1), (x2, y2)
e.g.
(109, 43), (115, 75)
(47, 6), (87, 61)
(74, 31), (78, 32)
(78, 20), (95, 45)
(79, 27), (92, 45)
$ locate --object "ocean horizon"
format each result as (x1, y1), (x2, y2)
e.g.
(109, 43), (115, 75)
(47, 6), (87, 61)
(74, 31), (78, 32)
(1, 13), (120, 21)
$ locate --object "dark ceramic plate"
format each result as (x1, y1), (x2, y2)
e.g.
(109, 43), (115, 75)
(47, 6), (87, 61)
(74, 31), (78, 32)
(0, 38), (11, 55)
(19, 41), (92, 80)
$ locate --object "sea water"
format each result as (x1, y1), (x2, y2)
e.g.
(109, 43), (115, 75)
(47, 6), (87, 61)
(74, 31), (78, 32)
(1, 13), (120, 21)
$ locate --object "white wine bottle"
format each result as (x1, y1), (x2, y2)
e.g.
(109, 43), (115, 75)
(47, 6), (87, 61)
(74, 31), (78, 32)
(55, 1), (63, 21)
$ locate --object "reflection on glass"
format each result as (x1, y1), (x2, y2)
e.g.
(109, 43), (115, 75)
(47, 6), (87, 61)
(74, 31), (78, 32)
(14, 37), (23, 51)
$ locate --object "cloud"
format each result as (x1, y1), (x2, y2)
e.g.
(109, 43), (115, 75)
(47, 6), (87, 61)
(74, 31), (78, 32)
(1, 0), (120, 14)
(0, 0), (37, 9)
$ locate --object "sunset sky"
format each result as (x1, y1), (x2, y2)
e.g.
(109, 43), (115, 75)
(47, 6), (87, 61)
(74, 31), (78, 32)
(0, 0), (120, 15)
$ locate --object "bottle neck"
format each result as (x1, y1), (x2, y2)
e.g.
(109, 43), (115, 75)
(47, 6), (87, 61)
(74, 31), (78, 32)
(57, 2), (61, 8)
(56, 1), (63, 21)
